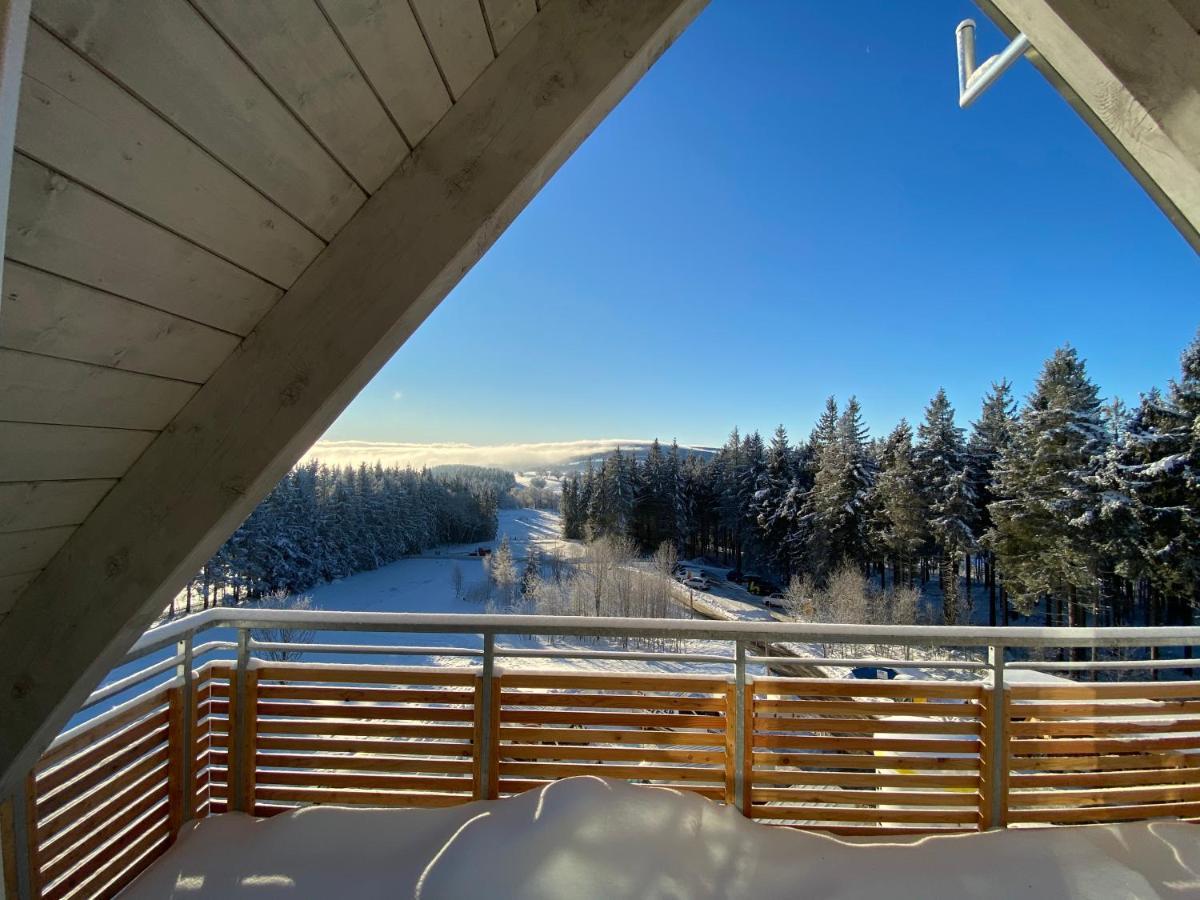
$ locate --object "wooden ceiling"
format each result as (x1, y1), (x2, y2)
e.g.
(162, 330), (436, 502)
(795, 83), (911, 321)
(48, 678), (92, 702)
(0, 0), (539, 617)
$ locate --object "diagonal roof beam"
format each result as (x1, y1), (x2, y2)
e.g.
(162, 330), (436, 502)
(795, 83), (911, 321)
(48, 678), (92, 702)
(977, 0), (1200, 252)
(0, 0), (708, 793)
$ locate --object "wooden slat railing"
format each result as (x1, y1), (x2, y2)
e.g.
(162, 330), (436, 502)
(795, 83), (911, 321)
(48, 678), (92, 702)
(12, 656), (1200, 897)
(1006, 680), (1200, 825)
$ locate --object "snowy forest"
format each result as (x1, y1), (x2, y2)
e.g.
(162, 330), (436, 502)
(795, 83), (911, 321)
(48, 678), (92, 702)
(179, 462), (500, 612)
(560, 333), (1200, 630)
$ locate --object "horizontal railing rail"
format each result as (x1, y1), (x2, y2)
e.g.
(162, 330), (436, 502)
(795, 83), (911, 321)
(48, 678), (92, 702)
(3, 611), (1199, 899)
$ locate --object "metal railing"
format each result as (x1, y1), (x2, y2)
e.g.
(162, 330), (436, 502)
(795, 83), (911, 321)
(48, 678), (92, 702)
(3, 610), (1199, 899)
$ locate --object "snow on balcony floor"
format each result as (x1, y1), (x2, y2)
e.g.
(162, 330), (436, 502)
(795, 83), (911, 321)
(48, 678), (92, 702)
(123, 777), (1200, 899)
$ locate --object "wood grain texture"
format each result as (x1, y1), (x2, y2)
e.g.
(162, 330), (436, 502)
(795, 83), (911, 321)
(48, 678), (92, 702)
(482, 0), (537, 51)
(0, 262), (240, 382)
(33, 0), (366, 239)
(194, 0), (407, 192)
(410, 0), (494, 98)
(0, 526), (72, 576)
(17, 22), (324, 287)
(0, 421), (154, 482)
(318, 0), (450, 146)
(0, 349), (197, 429)
(7, 154), (280, 334)
(0, 479), (113, 532)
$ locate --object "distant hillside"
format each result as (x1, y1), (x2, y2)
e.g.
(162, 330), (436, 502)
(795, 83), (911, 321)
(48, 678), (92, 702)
(555, 442), (718, 475)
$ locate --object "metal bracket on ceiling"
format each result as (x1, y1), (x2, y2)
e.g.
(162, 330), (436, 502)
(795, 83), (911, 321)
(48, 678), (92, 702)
(956, 19), (1032, 108)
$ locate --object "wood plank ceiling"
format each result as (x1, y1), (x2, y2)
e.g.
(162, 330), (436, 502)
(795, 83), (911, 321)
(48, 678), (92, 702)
(0, 0), (540, 620)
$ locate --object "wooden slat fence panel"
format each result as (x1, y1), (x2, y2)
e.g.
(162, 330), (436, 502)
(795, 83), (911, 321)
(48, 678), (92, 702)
(494, 671), (730, 801)
(1006, 681), (1200, 825)
(748, 678), (986, 835)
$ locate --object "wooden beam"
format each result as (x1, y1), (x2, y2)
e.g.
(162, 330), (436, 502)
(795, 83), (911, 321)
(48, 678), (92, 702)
(0, 0), (708, 794)
(0, 0), (29, 306)
(978, 0), (1200, 252)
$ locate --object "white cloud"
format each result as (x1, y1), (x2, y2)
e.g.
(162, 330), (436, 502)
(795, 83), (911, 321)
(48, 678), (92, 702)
(302, 438), (709, 471)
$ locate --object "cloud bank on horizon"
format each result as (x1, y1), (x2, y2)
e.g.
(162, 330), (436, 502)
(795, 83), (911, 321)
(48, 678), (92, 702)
(302, 439), (710, 471)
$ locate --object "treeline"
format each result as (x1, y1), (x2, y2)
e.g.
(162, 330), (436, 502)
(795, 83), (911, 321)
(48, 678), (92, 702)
(182, 461), (499, 612)
(561, 331), (1200, 630)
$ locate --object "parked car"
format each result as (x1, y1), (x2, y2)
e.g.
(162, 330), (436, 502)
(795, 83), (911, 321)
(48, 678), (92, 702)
(468, 547), (492, 557)
(744, 575), (782, 596)
(683, 576), (711, 591)
(762, 592), (787, 610)
(726, 570), (744, 583)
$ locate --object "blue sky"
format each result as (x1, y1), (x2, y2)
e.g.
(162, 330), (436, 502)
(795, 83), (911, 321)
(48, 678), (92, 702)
(321, 0), (1198, 455)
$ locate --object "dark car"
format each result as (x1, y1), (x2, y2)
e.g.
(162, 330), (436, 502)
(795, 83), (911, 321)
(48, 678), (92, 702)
(726, 570), (744, 583)
(744, 575), (782, 596)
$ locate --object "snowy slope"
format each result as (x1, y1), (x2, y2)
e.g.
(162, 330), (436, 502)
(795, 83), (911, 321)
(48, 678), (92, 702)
(122, 776), (1200, 900)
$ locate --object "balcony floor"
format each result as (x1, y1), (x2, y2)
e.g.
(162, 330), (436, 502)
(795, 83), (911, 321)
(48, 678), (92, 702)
(121, 776), (1200, 899)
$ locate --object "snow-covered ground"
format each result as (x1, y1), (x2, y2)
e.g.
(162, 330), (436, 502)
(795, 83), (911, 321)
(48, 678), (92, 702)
(123, 776), (1200, 900)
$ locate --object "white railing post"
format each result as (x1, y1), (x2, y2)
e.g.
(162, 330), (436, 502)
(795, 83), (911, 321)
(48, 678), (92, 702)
(733, 639), (747, 814)
(478, 634), (496, 800)
(176, 633), (195, 823)
(987, 642), (1007, 829)
(230, 628), (250, 813)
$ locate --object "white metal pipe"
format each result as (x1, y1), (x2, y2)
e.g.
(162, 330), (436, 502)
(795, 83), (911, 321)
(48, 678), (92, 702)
(957, 19), (1031, 108)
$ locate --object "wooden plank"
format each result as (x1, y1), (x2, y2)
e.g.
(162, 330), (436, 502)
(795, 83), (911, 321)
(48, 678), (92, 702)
(498, 744), (723, 765)
(0, 526), (72, 576)
(37, 753), (164, 850)
(317, 0), (450, 146)
(723, 684), (735, 805)
(0, 570), (36, 618)
(36, 697), (166, 768)
(750, 805), (979, 825)
(1010, 700), (1200, 718)
(256, 684), (474, 704)
(501, 692), (725, 711)
(754, 699), (982, 718)
(409, 0), (494, 99)
(752, 769), (978, 790)
(254, 786), (468, 808)
(1009, 800), (1200, 825)
(1011, 783), (1200, 808)
(741, 680), (752, 816)
(257, 753), (471, 776)
(1010, 682), (1200, 701)
(37, 734), (167, 819)
(1010, 717), (1200, 736)
(500, 709), (725, 729)
(1010, 752), (1200, 773)
(753, 715), (981, 736)
(255, 665), (476, 686)
(750, 787), (979, 807)
(1011, 734), (1200, 756)
(498, 778), (724, 800)
(0, 795), (17, 900)
(0, 349), (196, 429)
(0, 262), (239, 383)
(254, 719), (475, 741)
(498, 726), (726, 747)
(482, 0), (537, 52)
(502, 672), (726, 692)
(1011, 767), (1200, 789)
(751, 751), (980, 772)
(43, 815), (169, 900)
(499, 761), (722, 783)
(256, 769), (473, 792)
(38, 793), (166, 887)
(23, 773), (38, 900)
(256, 736), (473, 757)
(752, 734), (979, 755)
(166, 686), (184, 839)
(33, 0), (365, 239)
(487, 674), (501, 800)
(6, 154), (280, 334)
(256, 701), (474, 723)
(193, 0), (406, 192)
(0, 0), (711, 795)
(17, 23), (323, 287)
(0, 0), (30, 298)
(753, 678), (982, 700)
(36, 710), (166, 794)
(0, 479), (113, 533)
(0, 421), (154, 482)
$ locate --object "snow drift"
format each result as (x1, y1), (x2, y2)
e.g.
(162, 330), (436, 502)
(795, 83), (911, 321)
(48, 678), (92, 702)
(124, 777), (1199, 899)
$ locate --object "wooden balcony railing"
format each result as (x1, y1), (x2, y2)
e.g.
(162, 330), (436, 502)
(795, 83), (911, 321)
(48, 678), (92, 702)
(3, 611), (1199, 899)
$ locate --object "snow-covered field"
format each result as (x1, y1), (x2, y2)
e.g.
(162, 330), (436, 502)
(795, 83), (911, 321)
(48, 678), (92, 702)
(123, 776), (1200, 899)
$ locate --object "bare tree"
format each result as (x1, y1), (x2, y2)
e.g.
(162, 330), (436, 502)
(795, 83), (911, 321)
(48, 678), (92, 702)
(451, 564), (465, 601)
(249, 591), (316, 662)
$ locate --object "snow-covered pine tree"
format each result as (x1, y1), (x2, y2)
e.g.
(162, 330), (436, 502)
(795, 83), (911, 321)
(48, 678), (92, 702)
(988, 347), (1109, 628)
(914, 388), (975, 624)
(968, 379), (1018, 624)
(755, 425), (795, 575)
(870, 419), (923, 591)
